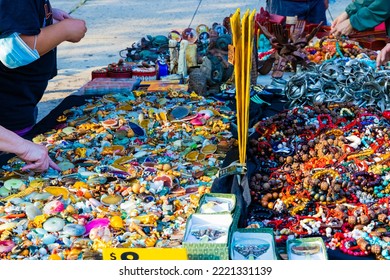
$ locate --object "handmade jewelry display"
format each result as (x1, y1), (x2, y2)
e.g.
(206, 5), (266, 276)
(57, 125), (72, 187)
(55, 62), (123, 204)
(248, 102), (390, 259)
(284, 59), (389, 112)
(0, 90), (234, 260)
(230, 229), (277, 260)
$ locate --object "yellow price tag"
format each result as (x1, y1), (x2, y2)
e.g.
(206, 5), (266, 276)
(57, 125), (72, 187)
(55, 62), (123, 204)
(103, 248), (188, 260)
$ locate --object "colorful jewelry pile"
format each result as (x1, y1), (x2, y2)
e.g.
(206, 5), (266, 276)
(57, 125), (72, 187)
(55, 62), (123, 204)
(249, 103), (390, 259)
(0, 90), (235, 260)
(305, 36), (377, 64)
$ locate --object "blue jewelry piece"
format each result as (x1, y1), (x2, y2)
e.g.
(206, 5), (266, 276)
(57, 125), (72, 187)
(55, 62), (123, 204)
(63, 224), (86, 236)
(382, 249), (390, 260)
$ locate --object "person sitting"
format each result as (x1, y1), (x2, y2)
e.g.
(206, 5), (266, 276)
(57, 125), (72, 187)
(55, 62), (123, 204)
(331, 0), (390, 37)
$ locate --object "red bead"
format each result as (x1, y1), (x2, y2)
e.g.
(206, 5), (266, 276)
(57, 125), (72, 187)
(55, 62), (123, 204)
(383, 111), (390, 120)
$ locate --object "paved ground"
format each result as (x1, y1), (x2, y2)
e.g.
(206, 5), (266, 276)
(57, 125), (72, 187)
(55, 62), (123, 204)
(39, 0), (349, 121)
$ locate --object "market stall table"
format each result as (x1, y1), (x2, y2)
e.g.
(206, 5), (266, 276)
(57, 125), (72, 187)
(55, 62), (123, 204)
(0, 87), (236, 260)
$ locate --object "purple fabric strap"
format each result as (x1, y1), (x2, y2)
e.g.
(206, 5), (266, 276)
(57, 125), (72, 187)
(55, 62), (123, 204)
(13, 125), (34, 137)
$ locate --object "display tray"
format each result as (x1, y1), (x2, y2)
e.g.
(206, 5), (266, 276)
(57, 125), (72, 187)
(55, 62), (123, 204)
(196, 193), (236, 214)
(182, 213), (233, 260)
(230, 227), (279, 260)
(287, 237), (328, 260)
(183, 206), (241, 260)
(81, 78), (140, 95)
(349, 30), (388, 50)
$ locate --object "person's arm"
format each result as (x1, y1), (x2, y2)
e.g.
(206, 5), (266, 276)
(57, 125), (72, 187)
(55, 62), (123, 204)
(348, 0), (390, 32)
(331, 0), (365, 31)
(0, 126), (60, 172)
(20, 17), (87, 56)
(331, 18), (354, 36)
(331, 12), (349, 30)
(377, 43), (390, 67)
(345, 0), (367, 16)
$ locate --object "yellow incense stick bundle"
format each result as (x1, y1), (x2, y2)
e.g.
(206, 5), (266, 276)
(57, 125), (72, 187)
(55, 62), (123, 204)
(230, 8), (256, 165)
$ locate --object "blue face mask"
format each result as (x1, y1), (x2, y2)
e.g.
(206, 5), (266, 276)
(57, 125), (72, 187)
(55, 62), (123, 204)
(0, 32), (40, 69)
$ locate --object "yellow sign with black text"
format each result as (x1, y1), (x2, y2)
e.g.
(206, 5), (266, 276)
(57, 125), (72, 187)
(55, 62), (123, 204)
(103, 248), (188, 260)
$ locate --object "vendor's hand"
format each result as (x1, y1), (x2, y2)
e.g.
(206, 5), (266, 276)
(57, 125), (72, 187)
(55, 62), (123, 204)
(331, 12), (349, 30)
(52, 8), (71, 23)
(17, 140), (60, 172)
(376, 43), (390, 68)
(62, 18), (87, 43)
(331, 19), (353, 37)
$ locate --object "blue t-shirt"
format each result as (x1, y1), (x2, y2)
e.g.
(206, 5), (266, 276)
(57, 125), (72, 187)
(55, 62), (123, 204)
(0, 0), (57, 131)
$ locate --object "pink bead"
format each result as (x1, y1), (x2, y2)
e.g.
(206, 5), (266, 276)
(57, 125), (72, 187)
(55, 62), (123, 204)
(43, 200), (65, 215)
(84, 218), (110, 234)
(0, 240), (15, 253)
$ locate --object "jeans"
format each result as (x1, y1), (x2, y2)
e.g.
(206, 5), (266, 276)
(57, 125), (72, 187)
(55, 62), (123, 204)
(266, 0), (328, 25)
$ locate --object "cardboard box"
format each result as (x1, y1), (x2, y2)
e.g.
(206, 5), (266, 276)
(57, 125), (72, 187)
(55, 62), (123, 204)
(81, 78), (140, 95)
